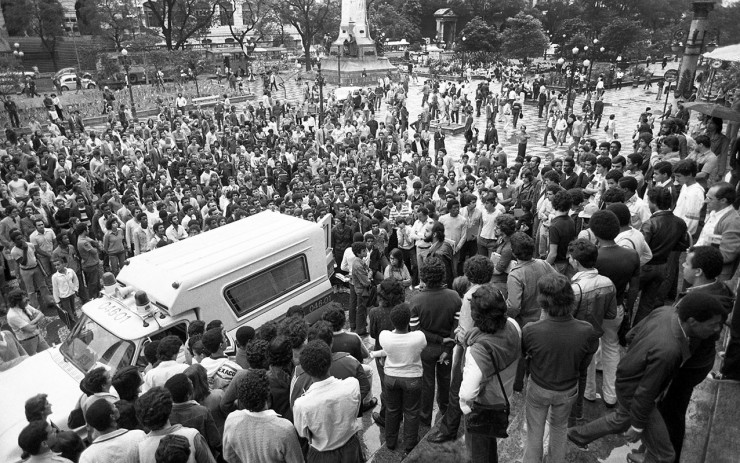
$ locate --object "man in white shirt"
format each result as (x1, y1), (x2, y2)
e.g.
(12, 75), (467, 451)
(619, 177), (652, 230)
(80, 399), (146, 463)
(293, 340), (363, 460)
(223, 369), (303, 463)
(696, 183), (740, 280)
(438, 199), (467, 277)
(142, 336), (188, 392)
(673, 159), (705, 237)
(477, 194), (505, 256)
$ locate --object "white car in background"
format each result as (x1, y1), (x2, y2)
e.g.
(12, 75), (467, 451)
(59, 73), (97, 91)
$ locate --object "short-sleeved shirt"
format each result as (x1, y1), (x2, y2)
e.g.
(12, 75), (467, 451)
(6, 305), (41, 341)
(549, 215), (576, 263)
(11, 242), (38, 269)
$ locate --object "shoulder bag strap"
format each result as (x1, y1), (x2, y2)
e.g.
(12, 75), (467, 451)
(477, 342), (511, 410)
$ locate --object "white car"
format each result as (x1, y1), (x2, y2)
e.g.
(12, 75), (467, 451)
(59, 73), (97, 91)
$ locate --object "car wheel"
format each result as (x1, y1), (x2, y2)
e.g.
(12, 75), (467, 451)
(61, 86), (69, 91)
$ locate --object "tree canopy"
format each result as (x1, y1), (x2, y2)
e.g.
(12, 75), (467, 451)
(501, 13), (548, 63)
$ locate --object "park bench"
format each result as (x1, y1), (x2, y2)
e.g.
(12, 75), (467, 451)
(191, 95), (221, 108)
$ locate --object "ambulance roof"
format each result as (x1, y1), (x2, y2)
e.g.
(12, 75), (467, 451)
(117, 211), (322, 313)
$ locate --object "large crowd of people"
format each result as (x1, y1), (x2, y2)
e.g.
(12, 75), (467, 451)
(1, 58), (740, 463)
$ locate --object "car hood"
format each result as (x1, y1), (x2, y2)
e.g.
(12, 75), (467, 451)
(0, 347), (85, 462)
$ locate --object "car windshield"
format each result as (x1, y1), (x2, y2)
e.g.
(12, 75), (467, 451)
(60, 315), (136, 374)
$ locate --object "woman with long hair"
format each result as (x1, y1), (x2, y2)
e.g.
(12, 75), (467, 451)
(459, 285), (521, 463)
(384, 248), (411, 289)
(184, 363), (227, 434)
(368, 278), (406, 428)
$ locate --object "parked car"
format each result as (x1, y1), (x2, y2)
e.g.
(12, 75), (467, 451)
(58, 73), (97, 91)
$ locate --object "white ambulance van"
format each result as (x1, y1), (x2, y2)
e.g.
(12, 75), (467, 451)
(0, 211), (334, 461)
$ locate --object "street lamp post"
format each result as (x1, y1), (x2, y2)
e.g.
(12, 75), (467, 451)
(12, 43), (24, 64)
(315, 61), (325, 125)
(565, 47), (579, 114)
(120, 48), (137, 121)
(461, 36), (467, 76)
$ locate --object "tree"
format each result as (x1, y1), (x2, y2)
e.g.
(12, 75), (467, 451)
(501, 12), (548, 63)
(598, 18), (646, 60)
(458, 16), (498, 53)
(368, 2), (421, 44)
(0, 55), (25, 95)
(269, 0), (338, 71)
(143, 0), (217, 50)
(77, 0), (140, 50)
(169, 49), (207, 96)
(220, 0), (268, 60)
(31, 0), (65, 70)
(0, 0), (33, 36)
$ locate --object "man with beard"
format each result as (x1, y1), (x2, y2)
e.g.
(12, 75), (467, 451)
(133, 212), (152, 255)
(419, 221), (454, 289)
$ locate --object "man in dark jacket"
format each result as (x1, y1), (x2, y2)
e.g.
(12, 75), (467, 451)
(568, 293), (726, 463)
(593, 96), (604, 128)
(638, 187), (689, 325)
(659, 246), (734, 460)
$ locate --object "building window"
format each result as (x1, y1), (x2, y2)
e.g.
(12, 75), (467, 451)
(220, 3), (234, 26)
(224, 255), (310, 317)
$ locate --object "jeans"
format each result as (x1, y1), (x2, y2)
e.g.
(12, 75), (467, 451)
(384, 375), (422, 451)
(635, 263), (666, 326)
(569, 402), (675, 463)
(20, 266), (52, 310)
(349, 286), (369, 335)
(523, 381), (578, 463)
(20, 335), (50, 356)
(58, 295), (77, 328)
(108, 251), (126, 275)
(437, 344), (465, 438)
(420, 343), (451, 426)
(476, 237), (497, 257)
(585, 310), (624, 405)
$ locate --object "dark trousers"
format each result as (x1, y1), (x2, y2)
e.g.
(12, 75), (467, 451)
(722, 291), (740, 379)
(437, 345), (464, 438)
(376, 358), (387, 422)
(58, 295), (77, 328)
(543, 127), (557, 145)
(457, 240), (478, 277)
(466, 428), (498, 463)
(635, 263), (666, 326)
(384, 375), (422, 451)
(594, 113), (603, 128)
(658, 364), (712, 460)
(349, 287), (369, 335)
(307, 433), (364, 463)
(570, 353), (595, 424)
(420, 343), (451, 426)
(399, 247), (418, 286)
(660, 251), (682, 302)
(8, 111), (20, 127)
(512, 111), (520, 128)
(83, 265), (101, 299)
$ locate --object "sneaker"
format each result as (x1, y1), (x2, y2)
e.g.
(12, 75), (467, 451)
(372, 412), (385, 427)
(584, 393), (601, 402)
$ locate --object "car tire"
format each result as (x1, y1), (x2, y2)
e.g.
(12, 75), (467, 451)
(61, 86), (69, 91)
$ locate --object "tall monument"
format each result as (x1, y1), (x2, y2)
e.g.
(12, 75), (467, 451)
(319, 0), (398, 86)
